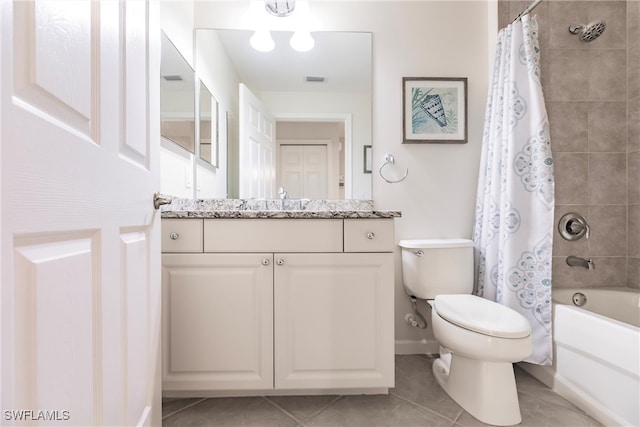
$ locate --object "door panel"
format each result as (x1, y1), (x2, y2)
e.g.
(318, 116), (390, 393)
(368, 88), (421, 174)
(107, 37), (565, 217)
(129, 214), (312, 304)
(1, 1), (160, 425)
(239, 84), (275, 198)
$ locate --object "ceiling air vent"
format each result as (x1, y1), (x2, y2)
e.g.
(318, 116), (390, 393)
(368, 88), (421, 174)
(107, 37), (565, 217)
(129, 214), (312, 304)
(162, 75), (183, 81)
(305, 76), (326, 83)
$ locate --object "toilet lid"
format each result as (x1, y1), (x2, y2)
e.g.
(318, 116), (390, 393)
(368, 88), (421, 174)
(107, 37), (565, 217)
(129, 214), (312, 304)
(434, 295), (531, 339)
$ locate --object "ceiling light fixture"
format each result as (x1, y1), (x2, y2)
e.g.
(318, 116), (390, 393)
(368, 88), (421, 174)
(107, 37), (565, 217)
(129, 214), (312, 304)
(250, 29), (275, 52)
(264, 0), (295, 17)
(290, 30), (314, 52)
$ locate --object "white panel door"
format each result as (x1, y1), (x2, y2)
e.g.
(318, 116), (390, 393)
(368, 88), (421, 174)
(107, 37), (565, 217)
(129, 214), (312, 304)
(274, 253), (394, 390)
(278, 145), (328, 199)
(239, 84), (276, 198)
(0, 1), (161, 426)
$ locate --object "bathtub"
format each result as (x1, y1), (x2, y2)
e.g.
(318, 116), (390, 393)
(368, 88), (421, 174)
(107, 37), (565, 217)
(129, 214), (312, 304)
(520, 288), (640, 427)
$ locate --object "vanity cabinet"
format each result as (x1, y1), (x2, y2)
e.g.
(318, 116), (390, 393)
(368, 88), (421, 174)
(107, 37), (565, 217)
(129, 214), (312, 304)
(161, 217), (394, 395)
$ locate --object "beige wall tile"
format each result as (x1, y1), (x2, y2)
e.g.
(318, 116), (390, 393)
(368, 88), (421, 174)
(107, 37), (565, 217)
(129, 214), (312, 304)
(628, 0), (640, 50)
(628, 44), (640, 100)
(628, 257), (640, 288)
(629, 152), (640, 203)
(548, 1), (589, 49)
(546, 50), (590, 100)
(554, 152), (589, 204)
(588, 153), (627, 203)
(548, 102), (588, 152)
(629, 97), (640, 152)
(588, 101), (627, 151)
(588, 205), (627, 256)
(629, 204), (640, 257)
(588, 50), (627, 101)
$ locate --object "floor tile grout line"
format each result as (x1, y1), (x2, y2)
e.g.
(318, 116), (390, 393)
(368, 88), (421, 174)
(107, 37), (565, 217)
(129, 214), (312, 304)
(300, 395), (345, 424)
(388, 390), (459, 425)
(262, 396), (304, 425)
(161, 397), (208, 420)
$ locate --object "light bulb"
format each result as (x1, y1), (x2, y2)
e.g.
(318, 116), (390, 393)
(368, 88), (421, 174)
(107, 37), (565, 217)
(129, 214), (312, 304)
(250, 29), (275, 52)
(290, 31), (314, 52)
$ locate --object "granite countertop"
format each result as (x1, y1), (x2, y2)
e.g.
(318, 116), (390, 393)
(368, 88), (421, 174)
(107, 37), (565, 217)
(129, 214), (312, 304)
(159, 197), (401, 219)
(162, 210), (401, 219)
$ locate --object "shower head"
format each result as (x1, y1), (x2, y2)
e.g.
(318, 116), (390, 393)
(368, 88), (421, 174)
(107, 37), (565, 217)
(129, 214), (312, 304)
(569, 20), (606, 42)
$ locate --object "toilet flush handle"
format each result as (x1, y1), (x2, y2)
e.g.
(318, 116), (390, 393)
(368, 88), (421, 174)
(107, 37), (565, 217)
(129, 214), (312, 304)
(414, 250), (424, 257)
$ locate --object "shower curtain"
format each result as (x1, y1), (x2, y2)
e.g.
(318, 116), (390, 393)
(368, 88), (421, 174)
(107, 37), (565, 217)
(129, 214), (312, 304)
(473, 14), (554, 365)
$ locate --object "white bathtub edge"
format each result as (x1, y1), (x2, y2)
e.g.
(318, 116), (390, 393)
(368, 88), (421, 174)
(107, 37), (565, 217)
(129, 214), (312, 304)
(519, 362), (631, 427)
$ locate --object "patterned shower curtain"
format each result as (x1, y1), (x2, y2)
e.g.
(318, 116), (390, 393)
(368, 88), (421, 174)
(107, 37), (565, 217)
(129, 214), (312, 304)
(473, 14), (554, 365)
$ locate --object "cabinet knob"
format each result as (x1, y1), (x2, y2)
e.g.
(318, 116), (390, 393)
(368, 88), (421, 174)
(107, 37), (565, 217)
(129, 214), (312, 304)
(276, 258), (285, 266)
(169, 232), (179, 240)
(262, 258), (270, 266)
(366, 232), (375, 240)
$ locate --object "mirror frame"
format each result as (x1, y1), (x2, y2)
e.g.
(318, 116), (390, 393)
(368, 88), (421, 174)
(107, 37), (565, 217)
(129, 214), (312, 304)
(198, 80), (219, 169)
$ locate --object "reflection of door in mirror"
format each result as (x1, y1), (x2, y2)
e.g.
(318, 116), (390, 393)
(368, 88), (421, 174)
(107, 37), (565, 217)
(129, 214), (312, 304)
(239, 84), (276, 199)
(198, 81), (218, 168)
(160, 32), (195, 153)
(279, 145), (328, 199)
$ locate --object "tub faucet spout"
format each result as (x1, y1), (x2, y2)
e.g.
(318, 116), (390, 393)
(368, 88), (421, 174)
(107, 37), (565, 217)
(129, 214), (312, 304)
(566, 256), (595, 270)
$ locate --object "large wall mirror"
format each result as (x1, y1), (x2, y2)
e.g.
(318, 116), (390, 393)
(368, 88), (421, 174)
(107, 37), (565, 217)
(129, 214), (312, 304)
(160, 31), (195, 153)
(198, 81), (219, 168)
(195, 29), (372, 200)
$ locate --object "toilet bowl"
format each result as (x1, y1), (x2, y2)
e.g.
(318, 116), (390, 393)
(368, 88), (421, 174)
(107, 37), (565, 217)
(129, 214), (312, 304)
(398, 239), (533, 426)
(429, 295), (532, 426)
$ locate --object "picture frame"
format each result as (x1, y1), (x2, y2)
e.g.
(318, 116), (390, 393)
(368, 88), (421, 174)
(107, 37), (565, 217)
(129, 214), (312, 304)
(402, 77), (467, 144)
(363, 145), (372, 173)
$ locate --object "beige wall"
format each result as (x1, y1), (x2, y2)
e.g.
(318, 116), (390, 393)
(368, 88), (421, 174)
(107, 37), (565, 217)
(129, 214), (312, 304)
(499, 1), (637, 289)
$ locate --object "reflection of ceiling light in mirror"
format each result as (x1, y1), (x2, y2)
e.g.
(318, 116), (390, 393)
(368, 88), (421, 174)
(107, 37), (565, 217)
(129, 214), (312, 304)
(265, 0), (295, 17)
(290, 31), (314, 52)
(250, 30), (275, 52)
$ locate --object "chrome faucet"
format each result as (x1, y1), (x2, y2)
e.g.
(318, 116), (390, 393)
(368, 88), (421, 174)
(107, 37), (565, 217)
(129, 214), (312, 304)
(566, 256), (595, 270)
(278, 187), (288, 209)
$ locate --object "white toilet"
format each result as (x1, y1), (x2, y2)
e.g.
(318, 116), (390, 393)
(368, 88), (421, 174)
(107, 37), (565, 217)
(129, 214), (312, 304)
(398, 239), (532, 426)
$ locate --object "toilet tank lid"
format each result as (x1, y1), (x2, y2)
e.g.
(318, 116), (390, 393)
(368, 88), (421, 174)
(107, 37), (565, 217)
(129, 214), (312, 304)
(398, 239), (473, 249)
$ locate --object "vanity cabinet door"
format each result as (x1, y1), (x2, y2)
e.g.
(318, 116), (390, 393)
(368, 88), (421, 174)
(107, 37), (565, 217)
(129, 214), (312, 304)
(273, 253), (394, 389)
(162, 253), (274, 391)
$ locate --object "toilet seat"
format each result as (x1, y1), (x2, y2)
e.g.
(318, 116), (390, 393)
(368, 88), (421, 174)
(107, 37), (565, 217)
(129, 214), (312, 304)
(434, 295), (531, 339)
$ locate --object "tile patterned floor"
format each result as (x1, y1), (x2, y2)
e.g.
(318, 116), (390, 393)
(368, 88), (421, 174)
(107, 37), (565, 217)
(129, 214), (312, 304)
(162, 355), (603, 426)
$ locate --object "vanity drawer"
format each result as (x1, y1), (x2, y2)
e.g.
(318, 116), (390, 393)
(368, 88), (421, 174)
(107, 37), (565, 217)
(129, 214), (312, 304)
(204, 219), (343, 252)
(162, 219), (203, 253)
(344, 219), (394, 253)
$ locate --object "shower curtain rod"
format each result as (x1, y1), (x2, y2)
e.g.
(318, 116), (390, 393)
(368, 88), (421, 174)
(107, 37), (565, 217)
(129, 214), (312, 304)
(511, 0), (543, 23)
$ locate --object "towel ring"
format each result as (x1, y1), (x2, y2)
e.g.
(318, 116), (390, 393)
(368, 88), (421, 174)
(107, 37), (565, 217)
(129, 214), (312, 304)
(379, 154), (408, 184)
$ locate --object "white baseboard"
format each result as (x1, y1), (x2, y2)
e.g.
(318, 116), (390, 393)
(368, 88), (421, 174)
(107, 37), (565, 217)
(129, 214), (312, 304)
(395, 339), (439, 355)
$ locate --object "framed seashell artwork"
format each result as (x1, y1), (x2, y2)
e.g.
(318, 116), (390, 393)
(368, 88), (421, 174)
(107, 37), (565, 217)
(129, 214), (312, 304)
(402, 77), (467, 143)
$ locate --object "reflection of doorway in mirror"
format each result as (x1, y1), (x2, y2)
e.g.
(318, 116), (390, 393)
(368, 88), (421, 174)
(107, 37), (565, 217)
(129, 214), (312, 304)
(276, 121), (345, 199)
(279, 145), (328, 199)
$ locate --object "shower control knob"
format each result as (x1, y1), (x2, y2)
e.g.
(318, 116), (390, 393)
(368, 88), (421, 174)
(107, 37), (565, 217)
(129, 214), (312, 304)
(276, 258), (285, 266)
(366, 232), (375, 240)
(169, 232), (179, 240)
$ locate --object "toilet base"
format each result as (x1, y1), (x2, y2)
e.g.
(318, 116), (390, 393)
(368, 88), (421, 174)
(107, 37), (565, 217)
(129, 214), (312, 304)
(433, 351), (522, 426)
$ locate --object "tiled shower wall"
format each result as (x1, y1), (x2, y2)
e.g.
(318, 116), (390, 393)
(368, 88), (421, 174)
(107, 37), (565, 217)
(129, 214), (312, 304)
(499, 0), (638, 289)
(628, 0), (640, 288)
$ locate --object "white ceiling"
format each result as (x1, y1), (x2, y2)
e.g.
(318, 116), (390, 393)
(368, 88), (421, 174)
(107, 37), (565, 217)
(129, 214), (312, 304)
(212, 29), (372, 93)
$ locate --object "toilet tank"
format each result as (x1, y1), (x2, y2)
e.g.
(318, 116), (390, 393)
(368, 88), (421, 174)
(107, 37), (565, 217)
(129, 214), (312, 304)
(398, 239), (474, 299)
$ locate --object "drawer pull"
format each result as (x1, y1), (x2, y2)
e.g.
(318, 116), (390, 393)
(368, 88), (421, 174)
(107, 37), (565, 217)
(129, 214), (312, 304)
(169, 232), (179, 240)
(366, 232), (376, 240)
(262, 258), (270, 266)
(276, 258), (285, 266)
